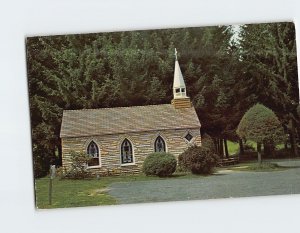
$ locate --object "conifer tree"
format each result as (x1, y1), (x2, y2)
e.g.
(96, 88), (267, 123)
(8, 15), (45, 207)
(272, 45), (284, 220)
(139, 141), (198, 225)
(237, 104), (285, 163)
(239, 22), (299, 155)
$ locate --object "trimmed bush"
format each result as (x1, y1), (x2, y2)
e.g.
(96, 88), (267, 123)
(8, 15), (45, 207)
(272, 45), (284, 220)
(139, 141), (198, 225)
(237, 104), (285, 163)
(178, 146), (219, 174)
(143, 152), (177, 177)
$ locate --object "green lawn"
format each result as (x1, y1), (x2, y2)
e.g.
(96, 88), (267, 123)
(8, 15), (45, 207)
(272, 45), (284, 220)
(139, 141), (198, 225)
(35, 173), (201, 209)
(35, 178), (116, 209)
(35, 158), (291, 209)
(227, 140), (258, 155)
(227, 141), (239, 155)
(225, 161), (286, 172)
(227, 140), (287, 156)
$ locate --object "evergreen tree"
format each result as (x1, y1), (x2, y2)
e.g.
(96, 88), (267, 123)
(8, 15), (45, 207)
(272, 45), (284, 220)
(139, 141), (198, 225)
(239, 22), (299, 155)
(26, 23), (298, 177)
(237, 104), (285, 163)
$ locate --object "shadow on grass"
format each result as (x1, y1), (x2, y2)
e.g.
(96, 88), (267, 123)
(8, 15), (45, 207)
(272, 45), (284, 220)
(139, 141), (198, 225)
(171, 172), (225, 178)
(278, 165), (300, 169)
(146, 172), (218, 179)
(225, 161), (300, 172)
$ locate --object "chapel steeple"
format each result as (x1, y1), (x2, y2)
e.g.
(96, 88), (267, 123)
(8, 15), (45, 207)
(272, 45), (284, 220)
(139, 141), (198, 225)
(171, 48), (192, 109)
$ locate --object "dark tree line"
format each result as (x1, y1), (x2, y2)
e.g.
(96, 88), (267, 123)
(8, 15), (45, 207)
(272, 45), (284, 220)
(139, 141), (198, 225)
(26, 22), (299, 177)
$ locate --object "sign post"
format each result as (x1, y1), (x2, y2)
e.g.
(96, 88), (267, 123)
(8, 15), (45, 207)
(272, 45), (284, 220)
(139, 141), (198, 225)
(49, 165), (56, 205)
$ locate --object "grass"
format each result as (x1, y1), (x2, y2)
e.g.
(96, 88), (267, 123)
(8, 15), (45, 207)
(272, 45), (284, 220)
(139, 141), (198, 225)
(227, 140), (258, 155)
(35, 172), (204, 209)
(35, 178), (116, 209)
(227, 141), (288, 155)
(226, 161), (285, 172)
(276, 143), (285, 150)
(35, 154), (292, 209)
(227, 141), (239, 155)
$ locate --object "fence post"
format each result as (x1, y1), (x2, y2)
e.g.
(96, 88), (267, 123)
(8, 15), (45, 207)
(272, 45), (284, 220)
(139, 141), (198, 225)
(49, 165), (56, 205)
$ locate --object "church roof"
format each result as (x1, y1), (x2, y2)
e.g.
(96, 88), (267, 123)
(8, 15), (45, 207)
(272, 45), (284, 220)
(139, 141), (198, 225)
(60, 104), (201, 138)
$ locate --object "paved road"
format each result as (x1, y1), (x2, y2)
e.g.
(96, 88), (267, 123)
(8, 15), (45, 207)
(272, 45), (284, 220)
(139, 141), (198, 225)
(108, 159), (300, 204)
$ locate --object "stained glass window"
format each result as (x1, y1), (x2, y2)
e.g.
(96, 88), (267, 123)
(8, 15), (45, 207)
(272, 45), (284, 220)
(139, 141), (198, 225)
(121, 139), (133, 164)
(87, 141), (99, 166)
(154, 136), (166, 152)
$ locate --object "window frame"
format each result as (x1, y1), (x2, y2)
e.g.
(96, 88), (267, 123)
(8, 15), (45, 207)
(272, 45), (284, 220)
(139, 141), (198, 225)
(184, 131), (194, 143)
(120, 138), (135, 166)
(86, 140), (101, 168)
(154, 135), (167, 152)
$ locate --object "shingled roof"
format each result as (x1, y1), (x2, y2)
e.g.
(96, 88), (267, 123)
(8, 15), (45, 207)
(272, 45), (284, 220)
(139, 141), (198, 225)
(60, 104), (201, 138)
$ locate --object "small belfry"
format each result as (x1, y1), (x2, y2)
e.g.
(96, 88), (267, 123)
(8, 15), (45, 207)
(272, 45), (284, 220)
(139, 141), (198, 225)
(171, 48), (192, 109)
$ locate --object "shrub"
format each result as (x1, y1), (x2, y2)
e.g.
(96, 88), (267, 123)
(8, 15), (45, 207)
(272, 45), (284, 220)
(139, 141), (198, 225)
(62, 151), (93, 179)
(56, 166), (67, 178)
(142, 152), (177, 177)
(178, 146), (219, 174)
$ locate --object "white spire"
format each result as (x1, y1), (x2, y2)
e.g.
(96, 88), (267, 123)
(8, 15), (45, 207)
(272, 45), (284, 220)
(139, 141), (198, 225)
(173, 48), (187, 99)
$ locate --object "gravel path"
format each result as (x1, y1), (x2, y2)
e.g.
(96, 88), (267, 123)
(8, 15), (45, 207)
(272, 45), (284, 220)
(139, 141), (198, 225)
(108, 159), (300, 204)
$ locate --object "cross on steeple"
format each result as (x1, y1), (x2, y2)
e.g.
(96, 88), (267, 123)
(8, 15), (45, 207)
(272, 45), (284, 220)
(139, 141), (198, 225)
(174, 48), (178, 60)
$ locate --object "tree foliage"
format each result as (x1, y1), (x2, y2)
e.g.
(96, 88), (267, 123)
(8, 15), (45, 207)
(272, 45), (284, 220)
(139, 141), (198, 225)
(26, 22), (298, 177)
(238, 22), (298, 129)
(237, 104), (285, 144)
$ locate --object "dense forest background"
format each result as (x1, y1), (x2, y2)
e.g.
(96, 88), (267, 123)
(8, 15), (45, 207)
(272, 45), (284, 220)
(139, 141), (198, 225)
(26, 22), (299, 178)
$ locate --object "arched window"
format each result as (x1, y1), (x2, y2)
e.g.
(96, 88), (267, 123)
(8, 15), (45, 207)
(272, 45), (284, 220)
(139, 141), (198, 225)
(87, 141), (100, 166)
(121, 139), (133, 164)
(154, 136), (166, 152)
